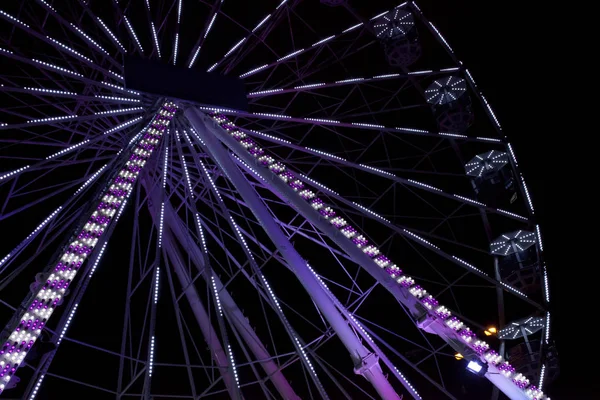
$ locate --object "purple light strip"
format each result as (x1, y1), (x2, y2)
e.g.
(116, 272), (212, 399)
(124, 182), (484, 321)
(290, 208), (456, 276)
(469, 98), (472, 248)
(209, 113), (548, 399)
(0, 102), (177, 394)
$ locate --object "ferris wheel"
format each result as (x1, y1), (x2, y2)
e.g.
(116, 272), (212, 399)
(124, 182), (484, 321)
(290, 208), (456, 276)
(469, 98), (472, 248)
(0, 0), (557, 399)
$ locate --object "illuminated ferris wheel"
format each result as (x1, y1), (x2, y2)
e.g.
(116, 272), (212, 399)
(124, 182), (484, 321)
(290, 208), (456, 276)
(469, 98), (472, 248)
(0, 0), (557, 399)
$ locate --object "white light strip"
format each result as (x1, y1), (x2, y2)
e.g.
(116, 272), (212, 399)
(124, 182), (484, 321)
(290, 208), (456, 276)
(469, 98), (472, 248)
(32, 59), (83, 77)
(158, 202), (165, 247)
(305, 117), (339, 124)
(408, 70), (433, 75)
(70, 23), (109, 56)
(352, 202), (391, 223)
(94, 107), (144, 116)
(36, 0), (56, 12)
(536, 224), (543, 252)
(57, 303), (79, 345)
(429, 21), (453, 52)
(194, 213), (207, 253)
(305, 147), (346, 161)
(154, 267), (160, 304)
(277, 49), (304, 62)
(174, 33), (179, 64)
(453, 194), (485, 206)
(359, 164), (395, 177)
(500, 281), (528, 298)
(0, 165), (31, 181)
(163, 146), (169, 188)
(299, 174), (340, 195)
(295, 83), (326, 89)
(248, 129), (291, 144)
(149, 336), (155, 376)
(370, 10), (389, 20)
(439, 132), (467, 138)
(247, 88), (284, 96)
(101, 81), (140, 96)
(343, 22), (363, 33)
(177, 0), (182, 23)
(74, 164), (108, 195)
(403, 229), (440, 249)
(373, 73), (400, 79)
(538, 364), (546, 390)
(189, 46), (201, 68)
(124, 16), (144, 53)
(408, 179), (442, 192)
(227, 344), (240, 387)
(451, 256), (487, 275)
(543, 267), (550, 303)
(0, 9), (30, 27)
(204, 14), (217, 38)
(465, 69), (476, 86)
(211, 276), (222, 316)
(239, 64), (268, 78)
(94, 95), (140, 103)
(507, 143), (518, 167)
(46, 36), (94, 64)
(476, 136), (501, 142)
(104, 116), (143, 135)
(224, 38), (246, 58)
(312, 35), (335, 47)
(336, 77), (364, 84)
(481, 94), (501, 129)
(46, 139), (90, 159)
(97, 17), (127, 52)
(352, 122), (384, 129)
(88, 242), (107, 278)
(151, 22), (161, 58)
(252, 14), (271, 32)
(520, 176), (534, 213)
(28, 374), (44, 399)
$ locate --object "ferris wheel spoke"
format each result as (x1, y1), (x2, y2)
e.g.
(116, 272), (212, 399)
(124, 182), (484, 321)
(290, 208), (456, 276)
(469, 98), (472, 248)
(234, 127), (528, 223)
(0, 85), (140, 105)
(194, 108), (549, 400)
(206, 0), (301, 75)
(140, 174), (243, 399)
(0, 161), (113, 221)
(0, 10), (121, 80)
(188, 107), (411, 399)
(28, 0), (122, 69)
(186, 143), (350, 397)
(198, 106), (501, 143)
(235, 3), (389, 81)
(186, 0), (226, 69)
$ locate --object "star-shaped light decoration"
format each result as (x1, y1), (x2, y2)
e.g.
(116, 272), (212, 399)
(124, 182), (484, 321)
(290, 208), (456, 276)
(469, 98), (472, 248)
(464, 150), (509, 177)
(373, 9), (415, 40)
(490, 230), (536, 256)
(498, 316), (545, 340)
(425, 76), (467, 105)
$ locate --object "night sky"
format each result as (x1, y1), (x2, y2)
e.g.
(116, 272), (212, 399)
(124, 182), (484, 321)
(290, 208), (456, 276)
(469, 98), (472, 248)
(0, 0), (580, 399)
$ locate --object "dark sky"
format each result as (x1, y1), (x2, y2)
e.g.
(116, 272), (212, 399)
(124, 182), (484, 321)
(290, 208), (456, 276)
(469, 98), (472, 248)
(425, 1), (575, 397)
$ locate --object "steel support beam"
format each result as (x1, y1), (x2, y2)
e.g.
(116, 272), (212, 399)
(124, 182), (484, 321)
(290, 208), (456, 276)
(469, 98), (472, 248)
(185, 107), (402, 400)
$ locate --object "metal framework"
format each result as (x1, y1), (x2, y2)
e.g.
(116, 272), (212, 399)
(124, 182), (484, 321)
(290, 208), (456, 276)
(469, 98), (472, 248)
(0, 0), (554, 399)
